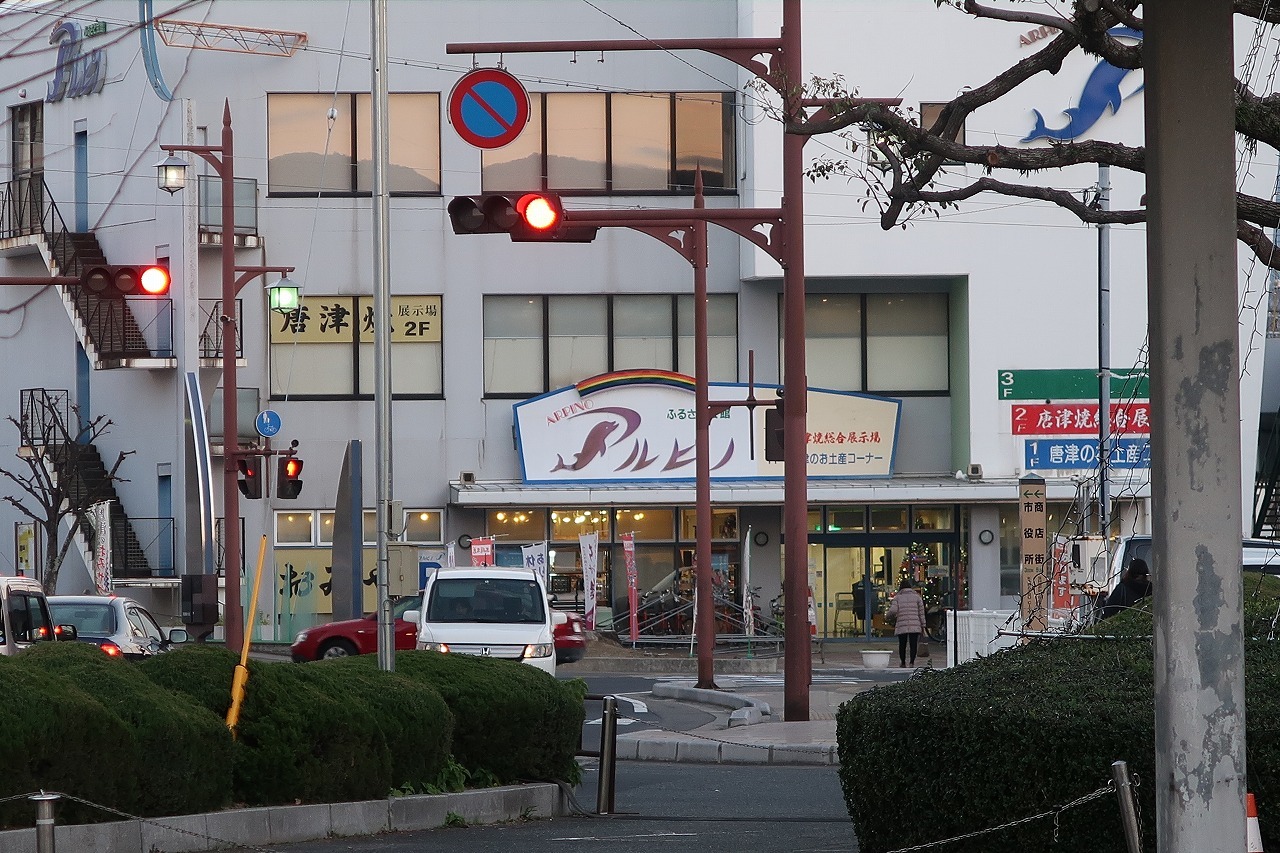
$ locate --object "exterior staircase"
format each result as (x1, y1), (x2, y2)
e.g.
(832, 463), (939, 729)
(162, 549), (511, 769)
(1254, 408), (1280, 539)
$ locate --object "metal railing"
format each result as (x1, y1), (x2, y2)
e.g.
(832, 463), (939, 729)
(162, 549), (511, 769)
(200, 298), (243, 359)
(108, 516), (175, 579)
(198, 175), (259, 237)
(19, 388), (72, 447)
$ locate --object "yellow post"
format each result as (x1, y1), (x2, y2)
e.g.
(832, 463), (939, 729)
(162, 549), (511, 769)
(226, 535), (269, 733)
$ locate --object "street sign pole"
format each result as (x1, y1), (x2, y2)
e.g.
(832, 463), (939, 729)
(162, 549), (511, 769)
(1018, 474), (1048, 634)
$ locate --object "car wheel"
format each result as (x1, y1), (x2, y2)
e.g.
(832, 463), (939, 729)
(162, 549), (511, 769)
(318, 639), (358, 659)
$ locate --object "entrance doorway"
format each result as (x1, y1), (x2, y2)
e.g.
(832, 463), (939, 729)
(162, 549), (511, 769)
(811, 538), (958, 640)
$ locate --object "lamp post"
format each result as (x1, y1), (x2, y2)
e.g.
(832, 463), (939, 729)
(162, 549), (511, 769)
(159, 100), (297, 652)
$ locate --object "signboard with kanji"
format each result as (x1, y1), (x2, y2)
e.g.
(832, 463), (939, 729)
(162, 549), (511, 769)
(1011, 402), (1151, 435)
(1024, 437), (1151, 470)
(1018, 474), (1048, 632)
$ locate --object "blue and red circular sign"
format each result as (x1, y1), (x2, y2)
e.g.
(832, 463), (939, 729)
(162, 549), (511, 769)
(448, 67), (530, 150)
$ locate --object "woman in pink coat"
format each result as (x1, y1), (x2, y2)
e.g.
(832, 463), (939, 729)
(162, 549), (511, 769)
(886, 578), (927, 668)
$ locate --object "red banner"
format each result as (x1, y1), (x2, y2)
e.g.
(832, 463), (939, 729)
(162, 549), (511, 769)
(1011, 402), (1151, 436)
(622, 533), (638, 643)
(470, 537), (494, 566)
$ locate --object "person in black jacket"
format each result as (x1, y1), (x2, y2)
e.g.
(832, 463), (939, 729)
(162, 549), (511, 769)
(1102, 558), (1152, 618)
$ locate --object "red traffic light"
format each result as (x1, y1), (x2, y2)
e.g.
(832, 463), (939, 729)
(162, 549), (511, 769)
(237, 457), (263, 500)
(81, 264), (171, 297)
(515, 193), (562, 232)
(277, 456), (304, 500)
(140, 265), (171, 295)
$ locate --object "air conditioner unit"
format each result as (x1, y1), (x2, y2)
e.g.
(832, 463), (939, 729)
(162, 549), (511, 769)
(967, 463), (984, 480)
(459, 471), (477, 485)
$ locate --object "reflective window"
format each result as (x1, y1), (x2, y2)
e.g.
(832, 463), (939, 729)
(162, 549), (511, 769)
(484, 294), (737, 396)
(487, 509), (548, 542)
(913, 506), (954, 531)
(870, 506), (909, 532)
(277, 511), (314, 544)
(404, 510), (444, 543)
(268, 93), (441, 195)
(483, 92), (736, 194)
(678, 508), (738, 541)
(551, 508), (611, 541)
(826, 506), (867, 532)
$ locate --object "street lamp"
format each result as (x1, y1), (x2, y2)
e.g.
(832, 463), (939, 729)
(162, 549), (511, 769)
(267, 275), (300, 315)
(160, 99), (295, 654)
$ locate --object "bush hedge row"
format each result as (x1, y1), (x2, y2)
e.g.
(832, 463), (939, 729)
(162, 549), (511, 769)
(837, 614), (1280, 853)
(0, 643), (583, 828)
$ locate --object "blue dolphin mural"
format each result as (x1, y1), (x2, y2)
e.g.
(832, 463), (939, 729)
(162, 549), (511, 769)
(1022, 27), (1143, 143)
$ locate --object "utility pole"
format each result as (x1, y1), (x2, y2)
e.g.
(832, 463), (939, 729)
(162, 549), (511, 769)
(1096, 164), (1111, 554)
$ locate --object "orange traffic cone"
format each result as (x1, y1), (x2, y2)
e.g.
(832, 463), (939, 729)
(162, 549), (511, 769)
(1248, 792), (1265, 853)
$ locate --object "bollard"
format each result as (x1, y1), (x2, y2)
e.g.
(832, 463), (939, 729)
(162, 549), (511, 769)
(30, 792), (59, 853)
(597, 696), (618, 815)
(1111, 760), (1142, 853)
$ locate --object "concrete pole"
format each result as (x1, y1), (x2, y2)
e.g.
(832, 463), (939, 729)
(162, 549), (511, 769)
(371, 0), (395, 671)
(1097, 164), (1111, 544)
(219, 102), (243, 653)
(1145, 5), (1246, 851)
(693, 174), (717, 689)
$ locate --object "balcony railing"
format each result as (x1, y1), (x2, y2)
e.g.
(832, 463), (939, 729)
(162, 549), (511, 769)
(198, 175), (258, 237)
(199, 298), (243, 359)
(109, 516), (177, 579)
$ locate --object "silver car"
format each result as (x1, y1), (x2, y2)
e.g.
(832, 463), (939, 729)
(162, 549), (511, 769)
(47, 595), (188, 661)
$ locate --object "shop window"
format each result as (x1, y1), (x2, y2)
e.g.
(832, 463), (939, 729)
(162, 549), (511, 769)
(912, 506), (954, 531)
(276, 511), (314, 545)
(998, 502), (1077, 596)
(267, 93), (440, 195)
(679, 508), (738, 541)
(270, 294), (442, 398)
(404, 509), (443, 543)
(484, 294), (738, 396)
(808, 509), (824, 532)
(551, 507), (611, 541)
(614, 508), (675, 541)
(482, 91), (735, 194)
(826, 505), (867, 532)
(870, 506), (909, 532)
(317, 510), (378, 545)
(487, 509), (548, 542)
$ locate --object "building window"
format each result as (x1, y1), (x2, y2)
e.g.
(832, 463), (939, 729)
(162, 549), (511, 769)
(404, 509), (444, 543)
(482, 92), (736, 194)
(484, 294), (738, 396)
(781, 292), (949, 394)
(998, 502), (1076, 596)
(267, 93), (441, 196)
(270, 294), (442, 398)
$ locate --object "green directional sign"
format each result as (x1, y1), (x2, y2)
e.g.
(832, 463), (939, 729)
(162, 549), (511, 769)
(997, 368), (1148, 401)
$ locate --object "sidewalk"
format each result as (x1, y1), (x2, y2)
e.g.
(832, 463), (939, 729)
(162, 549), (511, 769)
(566, 635), (935, 766)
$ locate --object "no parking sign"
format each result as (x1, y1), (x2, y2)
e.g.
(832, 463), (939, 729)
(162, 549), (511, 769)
(448, 67), (530, 149)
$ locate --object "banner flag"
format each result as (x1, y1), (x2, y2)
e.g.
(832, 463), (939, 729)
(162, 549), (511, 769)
(522, 541), (548, 585)
(471, 537), (494, 566)
(92, 500), (112, 594)
(622, 533), (638, 643)
(742, 526), (754, 638)
(579, 532), (599, 629)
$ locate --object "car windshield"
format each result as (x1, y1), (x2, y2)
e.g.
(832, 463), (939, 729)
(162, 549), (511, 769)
(426, 577), (546, 624)
(49, 602), (115, 635)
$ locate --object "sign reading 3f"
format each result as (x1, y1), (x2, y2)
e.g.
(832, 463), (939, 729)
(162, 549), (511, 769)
(47, 19), (107, 103)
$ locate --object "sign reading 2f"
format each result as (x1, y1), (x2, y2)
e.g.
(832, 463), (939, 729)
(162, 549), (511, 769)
(47, 20), (107, 103)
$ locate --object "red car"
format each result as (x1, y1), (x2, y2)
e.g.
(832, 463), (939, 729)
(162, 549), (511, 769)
(291, 594), (588, 664)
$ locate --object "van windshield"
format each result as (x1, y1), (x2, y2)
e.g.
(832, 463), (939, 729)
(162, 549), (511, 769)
(426, 577), (546, 624)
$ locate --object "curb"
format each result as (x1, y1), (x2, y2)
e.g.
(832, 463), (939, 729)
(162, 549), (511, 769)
(560, 655), (780, 674)
(650, 681), (773, 719)
(0, 783), (565, 853)
(614, 731), (837, 766)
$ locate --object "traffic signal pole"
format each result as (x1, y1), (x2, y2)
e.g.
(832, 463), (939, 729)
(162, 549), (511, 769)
(449, 0), (898, 718)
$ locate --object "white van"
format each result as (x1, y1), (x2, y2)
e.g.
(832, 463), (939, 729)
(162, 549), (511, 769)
(407, 567), (556, 675)
(0, 576), (66, 656)
(1106, 535), (1280, 587)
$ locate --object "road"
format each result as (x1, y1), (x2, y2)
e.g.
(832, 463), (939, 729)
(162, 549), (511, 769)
(576, 675), (715, 752)
(253, 763), (855, 853)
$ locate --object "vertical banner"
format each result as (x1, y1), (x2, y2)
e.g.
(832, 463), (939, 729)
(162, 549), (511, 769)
(579, 532), (599, 630)
(1018, 474), (1048, 632)
(470, 536), (494, 566)
(14, 521), (35, 577)
(1049, 535), (1079, 620)
(742, 526), (754, 638)
(522, 541), (548, 585)
(92, 500), (112, 594)
(807, 586), (818, 637)
(446, 542), (456, 568)
(621, 533), (638, 643)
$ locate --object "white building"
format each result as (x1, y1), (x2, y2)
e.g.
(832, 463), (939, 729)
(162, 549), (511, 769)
(0, 0), (1269, 643)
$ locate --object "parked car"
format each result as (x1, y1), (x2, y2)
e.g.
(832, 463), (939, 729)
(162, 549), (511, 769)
(552, 609), (587, 664)
(0, 577), (75, 656)
(290, 594), (421, 661)
(47, 595), (187, 661)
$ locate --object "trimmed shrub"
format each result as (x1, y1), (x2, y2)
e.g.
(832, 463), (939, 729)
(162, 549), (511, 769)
(17, 642), (233, 817)
(389, 651), (585, 784)
(0, 654), (137, 828)
(838, 632), (1279, 853)
(296, 656), (454, 790)
(140, 645), (392, 805)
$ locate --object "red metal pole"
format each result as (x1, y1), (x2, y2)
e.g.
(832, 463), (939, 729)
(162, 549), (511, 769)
(780, 0), (811, 721)
(693, 174), (716, 689)
(220, 101), (244, 653)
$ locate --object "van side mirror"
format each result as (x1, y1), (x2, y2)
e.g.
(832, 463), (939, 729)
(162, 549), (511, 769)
(401, 610), (419, 626)
(55, 624), (78, 641)
(166, 627), (189, 645)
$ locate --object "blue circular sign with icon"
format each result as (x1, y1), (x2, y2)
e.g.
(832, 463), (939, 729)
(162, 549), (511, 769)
(255, 410), (282, 438)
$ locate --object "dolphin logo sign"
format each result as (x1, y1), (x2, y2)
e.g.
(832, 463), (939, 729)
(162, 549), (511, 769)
(1022, 27), (1143, 143)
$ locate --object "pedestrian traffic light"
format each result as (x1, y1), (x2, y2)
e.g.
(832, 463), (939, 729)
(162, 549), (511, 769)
(277, 456), (304, 500)
(763, 392), (785, 462)
(446, 193), (597, 242)
(237, 456), (263, 500)
(81, 263), (171, 297)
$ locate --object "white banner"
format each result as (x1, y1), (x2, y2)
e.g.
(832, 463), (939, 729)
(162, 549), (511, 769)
(579, 532), (599, 629)
(92, 500), (112, 594)
(742, 526), (754, 638)
(446, 542), (456, 569)
(522, 541), (548, 586)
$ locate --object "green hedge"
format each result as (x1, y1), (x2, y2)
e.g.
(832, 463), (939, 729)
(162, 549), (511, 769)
(18, 643), (233, 818)
(837, 630), (1280, 853)
(386, 651), (586, 784)
(0, 654), (137, 828)
(139, 646), (393, 805)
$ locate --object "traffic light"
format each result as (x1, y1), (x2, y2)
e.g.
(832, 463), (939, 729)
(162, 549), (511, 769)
(763, 392), (784, 462)
(277, 456), (304, 499)
(81, 263), (171, 297)
(446, 193), (597, 242)
(237, 456), (263, 500)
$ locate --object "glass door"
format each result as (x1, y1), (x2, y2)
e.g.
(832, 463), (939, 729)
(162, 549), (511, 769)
(823, 546), (865, 638)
